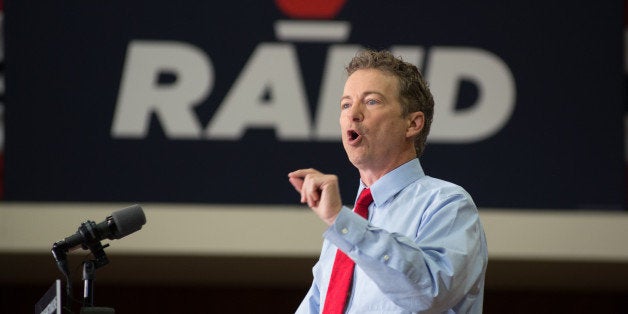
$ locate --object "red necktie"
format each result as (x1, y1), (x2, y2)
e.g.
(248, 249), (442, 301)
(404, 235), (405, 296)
(322, 188), (373, 314)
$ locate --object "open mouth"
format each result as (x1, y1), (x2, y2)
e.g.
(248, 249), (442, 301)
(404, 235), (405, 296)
(347, 129), (361, 143)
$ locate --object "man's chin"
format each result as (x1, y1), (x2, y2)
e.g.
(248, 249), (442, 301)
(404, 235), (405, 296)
(347, 153), (370, 169)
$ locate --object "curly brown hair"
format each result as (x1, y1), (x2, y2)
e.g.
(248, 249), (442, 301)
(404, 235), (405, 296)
(346, 49), (434, 157)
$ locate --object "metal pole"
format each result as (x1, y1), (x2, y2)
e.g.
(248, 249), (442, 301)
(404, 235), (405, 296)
(82, 260), (95, 307)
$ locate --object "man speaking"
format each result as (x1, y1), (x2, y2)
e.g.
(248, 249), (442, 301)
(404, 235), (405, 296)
(288, 49), (488, 313)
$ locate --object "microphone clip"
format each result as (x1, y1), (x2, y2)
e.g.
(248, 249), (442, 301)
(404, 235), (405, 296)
(77, 220), (110, 269)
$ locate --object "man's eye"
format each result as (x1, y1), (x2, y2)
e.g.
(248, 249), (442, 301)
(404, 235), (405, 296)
(366, 99), (379, 105)
(341, 103), (351, 109)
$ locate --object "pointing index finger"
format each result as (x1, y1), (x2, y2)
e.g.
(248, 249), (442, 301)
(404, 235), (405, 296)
(288, 168), (318, 178)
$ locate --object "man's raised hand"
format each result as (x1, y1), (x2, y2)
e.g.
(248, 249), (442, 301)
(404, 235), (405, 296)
(288, 168), (343, 226)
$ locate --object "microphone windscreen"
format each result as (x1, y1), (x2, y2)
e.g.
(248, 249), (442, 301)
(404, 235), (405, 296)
(111, 204), (146, 238)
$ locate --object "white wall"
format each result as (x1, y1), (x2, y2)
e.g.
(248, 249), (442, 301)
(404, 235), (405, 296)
(2, 203), (628, 262)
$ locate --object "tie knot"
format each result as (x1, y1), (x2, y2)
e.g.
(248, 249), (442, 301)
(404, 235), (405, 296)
(354, 188), (373, 219)
(357, 188), (373, 205)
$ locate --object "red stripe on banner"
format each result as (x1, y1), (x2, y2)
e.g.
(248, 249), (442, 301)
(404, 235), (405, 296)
(274, 0), (346, 19)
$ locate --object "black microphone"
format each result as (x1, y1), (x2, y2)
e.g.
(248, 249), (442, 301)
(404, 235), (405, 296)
(51, 204), (146, 276)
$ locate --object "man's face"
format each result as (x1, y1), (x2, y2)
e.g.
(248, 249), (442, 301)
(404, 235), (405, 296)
(340, 68), (414, 172)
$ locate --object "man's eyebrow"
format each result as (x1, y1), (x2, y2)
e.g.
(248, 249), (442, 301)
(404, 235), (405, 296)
(363, 91), (385, 98)
(341, 91), (385, 102)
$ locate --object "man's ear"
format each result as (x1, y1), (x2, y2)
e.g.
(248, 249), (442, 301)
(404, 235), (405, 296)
(406, 111), (424, 138)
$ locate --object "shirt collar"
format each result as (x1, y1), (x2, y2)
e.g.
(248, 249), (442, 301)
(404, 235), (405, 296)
(357, 158), (425, 207)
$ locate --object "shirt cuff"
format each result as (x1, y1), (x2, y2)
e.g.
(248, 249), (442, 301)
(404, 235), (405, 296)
(323, 206), (369, 254)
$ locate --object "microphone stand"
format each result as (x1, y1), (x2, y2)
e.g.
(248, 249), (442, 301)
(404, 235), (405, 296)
(50, 205), (145, 313)
(83, 260), (96, 307)
(79, 227), (115, 313)
(80, 259), (114, 313)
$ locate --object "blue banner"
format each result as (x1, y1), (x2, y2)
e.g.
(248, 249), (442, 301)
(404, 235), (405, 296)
(5, 1), (625, 209)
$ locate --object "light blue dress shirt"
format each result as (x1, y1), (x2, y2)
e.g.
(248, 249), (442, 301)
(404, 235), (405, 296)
(296, 158), (488, 314)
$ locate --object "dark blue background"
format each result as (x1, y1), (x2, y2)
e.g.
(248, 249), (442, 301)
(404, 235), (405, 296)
(4, 1), (625, 209)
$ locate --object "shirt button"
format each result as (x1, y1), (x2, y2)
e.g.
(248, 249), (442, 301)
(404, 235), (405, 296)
(341, 228), (349, 234)
(383, 254), (390, 261)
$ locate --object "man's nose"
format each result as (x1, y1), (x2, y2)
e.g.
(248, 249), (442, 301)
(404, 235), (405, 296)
(349, 103), (364, 122)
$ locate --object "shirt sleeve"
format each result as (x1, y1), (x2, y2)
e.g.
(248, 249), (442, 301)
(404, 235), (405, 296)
(323, 192), (487, 312)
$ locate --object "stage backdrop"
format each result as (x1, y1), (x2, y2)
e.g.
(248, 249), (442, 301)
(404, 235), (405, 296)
(4, 1), (625, 209)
